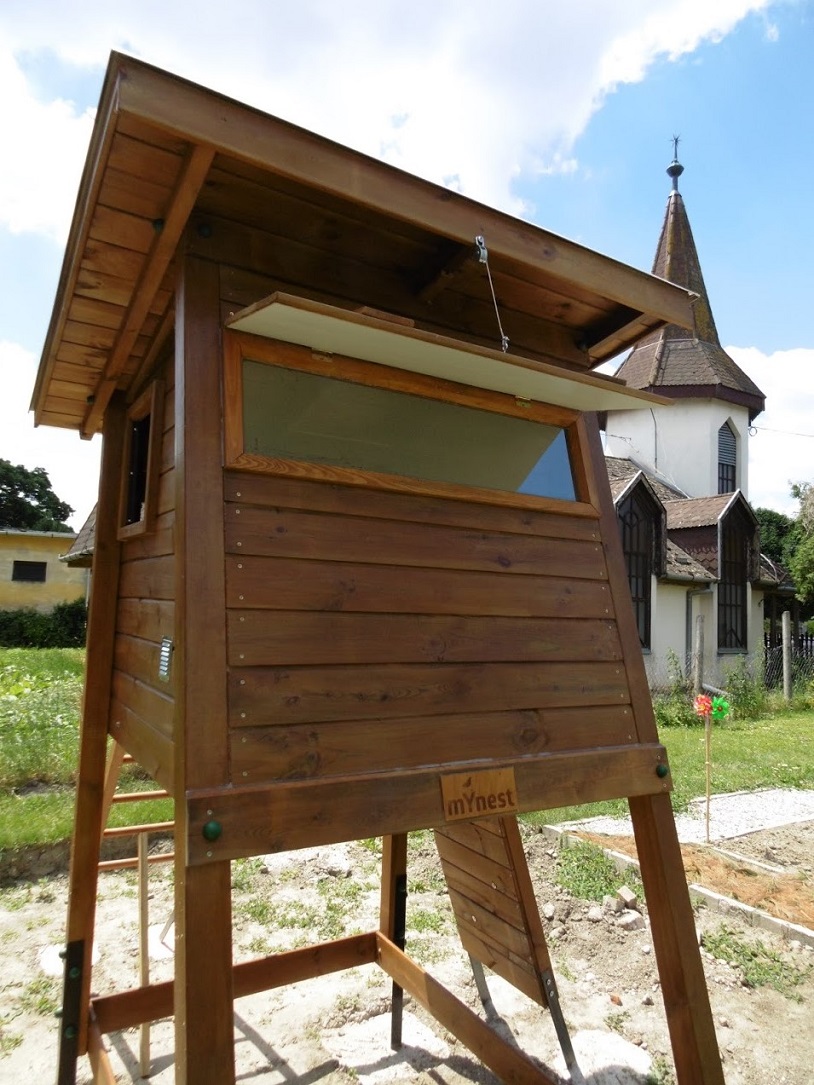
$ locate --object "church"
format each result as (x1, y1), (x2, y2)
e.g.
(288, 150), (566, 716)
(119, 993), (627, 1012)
(603, 149), (793, 688)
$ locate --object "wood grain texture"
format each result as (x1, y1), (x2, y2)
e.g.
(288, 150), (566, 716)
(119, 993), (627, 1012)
(630, 794), (725, 1085)
(63, 395), (126, 1055)
(377, 936), (560, 1085)
(225, 469), (600, 539)
(225, 555), (613, 617)
(185, 744), (669, 861)
(227, 611), (622, 667)
(173, 254), (234, 1084)
(229, 660), (631, 727)
(230, 705), (635, 784)
(226, 506), (606, 578)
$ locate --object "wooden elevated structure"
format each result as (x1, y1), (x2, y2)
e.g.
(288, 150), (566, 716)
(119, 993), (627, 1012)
(33, 53), (725, 1085)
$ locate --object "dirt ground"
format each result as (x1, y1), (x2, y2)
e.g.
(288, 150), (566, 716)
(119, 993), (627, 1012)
(1, 821), (813, 1085)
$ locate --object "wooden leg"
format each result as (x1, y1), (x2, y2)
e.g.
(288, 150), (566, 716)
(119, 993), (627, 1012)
(174, 859), (235, 1085)
(629, 793), (725, 1085)
(379, 835), (408, 1049)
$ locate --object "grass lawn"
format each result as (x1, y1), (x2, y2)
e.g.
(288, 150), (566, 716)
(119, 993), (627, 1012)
(0, 648), (171, 854)
(1, 647), (813, 851)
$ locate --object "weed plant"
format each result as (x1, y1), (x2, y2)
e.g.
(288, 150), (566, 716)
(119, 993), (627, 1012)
(555, 840), (643, 902)
(703, 924), (811, 999)
(0, 648), (84, 787)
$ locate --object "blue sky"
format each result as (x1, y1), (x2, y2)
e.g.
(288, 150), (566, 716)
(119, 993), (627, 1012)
(1, 0), (812, 529)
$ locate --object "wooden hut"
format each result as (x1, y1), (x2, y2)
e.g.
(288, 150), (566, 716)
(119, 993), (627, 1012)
(33, 53), (724, 1085)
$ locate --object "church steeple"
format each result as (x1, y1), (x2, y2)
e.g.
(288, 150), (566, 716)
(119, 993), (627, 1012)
(614, 147), (765, 422)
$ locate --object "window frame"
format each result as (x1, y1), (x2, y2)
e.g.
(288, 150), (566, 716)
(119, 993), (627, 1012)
(717, 421), (737, 495)
(11, 560), (47, 583)
(118, 380), (165, 541)
(223, 330), (594, 514)
(616, 488), (657, 650)
(717, 509), (749, 652)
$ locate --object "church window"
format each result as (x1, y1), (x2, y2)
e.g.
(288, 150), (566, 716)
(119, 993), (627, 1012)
(718, 508), (750, 651)
(617, 489), (654, 650)
(718, 422), (737, 494)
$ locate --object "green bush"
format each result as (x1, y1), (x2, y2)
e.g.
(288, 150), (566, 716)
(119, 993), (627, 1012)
(0, 599), (87, 648)
(724, 657), (767, 720)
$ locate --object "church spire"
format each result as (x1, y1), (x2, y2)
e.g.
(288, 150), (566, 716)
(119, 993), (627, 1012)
(613, 146), (765, 421)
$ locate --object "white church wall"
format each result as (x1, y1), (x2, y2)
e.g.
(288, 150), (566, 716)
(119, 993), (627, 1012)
(605, 399), (751, 499)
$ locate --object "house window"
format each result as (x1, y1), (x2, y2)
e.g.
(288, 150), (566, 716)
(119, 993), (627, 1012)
(12, 560), (47, 583)
(118, 381), (164, 540)
(718, 514), (748, 650)
(617, 490), (653, 649)
(718, 422), (737, 494)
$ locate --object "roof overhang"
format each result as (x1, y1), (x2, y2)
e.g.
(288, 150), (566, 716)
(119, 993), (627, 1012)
(32, 52), (697, 437)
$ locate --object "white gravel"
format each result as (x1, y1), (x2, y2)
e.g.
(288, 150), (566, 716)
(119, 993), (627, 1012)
(559, 788), (814, 844)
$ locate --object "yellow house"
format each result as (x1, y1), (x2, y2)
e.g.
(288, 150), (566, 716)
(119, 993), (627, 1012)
(0, 529), (88, 612)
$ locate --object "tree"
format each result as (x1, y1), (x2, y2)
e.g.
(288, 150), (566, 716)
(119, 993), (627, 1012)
(754, 506), (800, 567)
(788, 481), (814, 610)
(0, 459), (74, 533)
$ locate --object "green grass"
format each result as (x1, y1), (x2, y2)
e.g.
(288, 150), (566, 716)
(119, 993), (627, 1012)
(2, 647), (814, 855)
(0, 647), (172, 855)
(0, 648), (85, 787)
(702, 924), (811, 999)
(527, 710), (814, 827)
(556, 840), (643, 901)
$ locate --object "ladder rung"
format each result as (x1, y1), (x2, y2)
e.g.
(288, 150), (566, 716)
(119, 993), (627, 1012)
(111, 790), (170, 804)
(98, 853), (175, 872)
(103, 821), (174, 839)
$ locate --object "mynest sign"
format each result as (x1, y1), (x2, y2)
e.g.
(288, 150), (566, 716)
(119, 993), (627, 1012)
(440, 768), (520, 822)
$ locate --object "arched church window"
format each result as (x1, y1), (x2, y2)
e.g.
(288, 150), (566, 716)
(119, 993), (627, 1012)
(718, 422), (737, 494)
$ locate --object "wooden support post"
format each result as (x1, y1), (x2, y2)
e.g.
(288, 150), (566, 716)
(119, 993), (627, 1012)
(582, 413), (724, 1084)
(173, 252), (234, 1084)
(629, 794), (725, 1085)
(692, 614), (705, 696)
(58, 395), (126, 1082)
(138, 832), (151, 1077)
(379, 835), (408, 1048)
(782, 609), (792, 702)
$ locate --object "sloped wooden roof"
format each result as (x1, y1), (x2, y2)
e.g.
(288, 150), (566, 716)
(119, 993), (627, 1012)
(32, 52), (696, 437)
(614, 159), (765, 421)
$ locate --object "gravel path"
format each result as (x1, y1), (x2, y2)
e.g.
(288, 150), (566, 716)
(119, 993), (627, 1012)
(559, 788), (814, 843)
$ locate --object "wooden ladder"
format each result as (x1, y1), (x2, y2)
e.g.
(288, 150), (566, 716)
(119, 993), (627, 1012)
(435, 816), (577, 1076)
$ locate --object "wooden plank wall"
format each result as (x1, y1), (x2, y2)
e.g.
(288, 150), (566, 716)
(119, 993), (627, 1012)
(224, 470), (637, 788)
(109, 354), (176, 790)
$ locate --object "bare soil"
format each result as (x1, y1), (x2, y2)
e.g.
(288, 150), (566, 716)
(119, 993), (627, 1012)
(1, 824), (813, 1085)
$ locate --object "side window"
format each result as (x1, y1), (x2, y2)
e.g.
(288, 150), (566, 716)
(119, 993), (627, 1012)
(718, 510), (749, 651)
(12, 560), (47, 583)
(617, 489), (655, 650)
(119, 381), (164, 539)
(718, 422), (737, 494)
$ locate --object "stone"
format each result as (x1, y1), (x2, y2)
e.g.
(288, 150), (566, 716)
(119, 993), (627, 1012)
(617, 885), (638, 911)
(642, 995), (654, 1006)
(542, 902), (556, 921)
(603, 893), (624, 914)
(618, 909), (646, 932)
(587, 906), (603, 923)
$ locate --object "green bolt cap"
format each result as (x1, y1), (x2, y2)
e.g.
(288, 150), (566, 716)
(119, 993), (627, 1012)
(656, 763), (669, 778)
(64, 1025), (78, 1040)
(202, 819), (223, 842)
(68, 966), (81, 980)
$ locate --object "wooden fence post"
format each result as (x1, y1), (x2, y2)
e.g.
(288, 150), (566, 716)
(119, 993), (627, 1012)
(782, 610), (792, 702)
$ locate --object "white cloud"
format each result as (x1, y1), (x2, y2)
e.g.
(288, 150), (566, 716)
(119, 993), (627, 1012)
(0, 341), (101, 530)
(728, 345), (814, 516)
(0, 0), (776, 241)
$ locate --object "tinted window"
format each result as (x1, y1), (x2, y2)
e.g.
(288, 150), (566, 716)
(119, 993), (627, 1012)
(243, 362), (576, 501)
